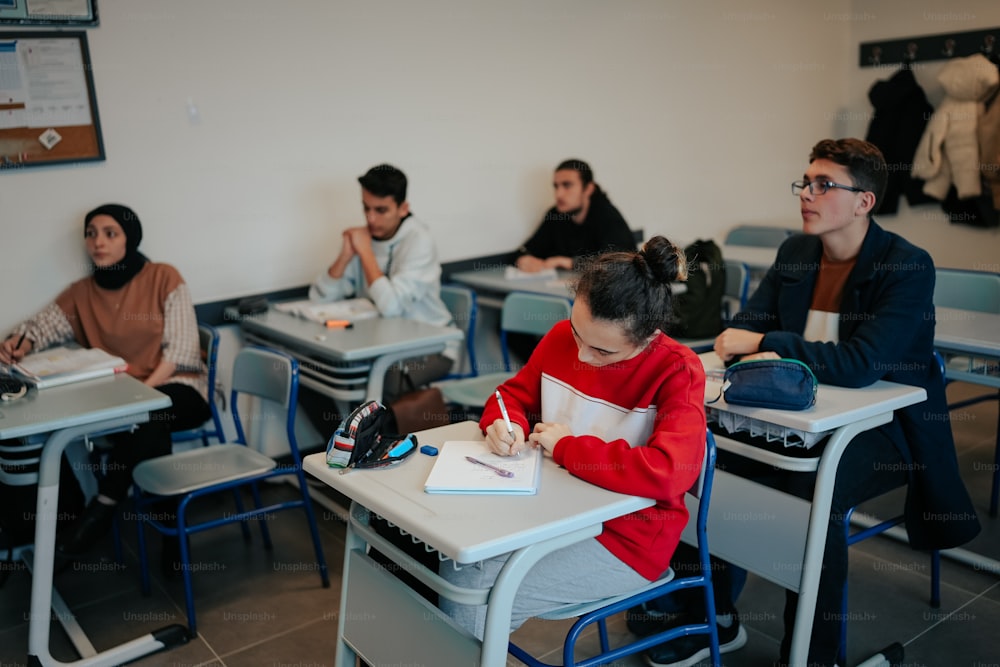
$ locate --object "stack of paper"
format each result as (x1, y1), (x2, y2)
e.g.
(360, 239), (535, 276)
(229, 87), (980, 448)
(503, 266), (558, 280)
(274, 298), (379, 323)
(423, 440), (541, 495)
(15, 346), (128, 389)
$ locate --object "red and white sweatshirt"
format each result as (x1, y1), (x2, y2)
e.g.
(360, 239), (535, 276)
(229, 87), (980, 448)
(480, 320), (707, 581)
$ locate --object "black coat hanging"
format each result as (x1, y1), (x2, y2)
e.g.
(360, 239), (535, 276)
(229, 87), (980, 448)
(864, 66), (937, 214)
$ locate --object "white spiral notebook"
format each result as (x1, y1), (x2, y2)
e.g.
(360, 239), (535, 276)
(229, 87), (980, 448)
(14, 346), (128, 389)
(423, 440), (542, 495)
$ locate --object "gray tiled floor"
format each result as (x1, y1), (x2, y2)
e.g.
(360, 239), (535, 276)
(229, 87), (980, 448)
(1, 381), (997, 666)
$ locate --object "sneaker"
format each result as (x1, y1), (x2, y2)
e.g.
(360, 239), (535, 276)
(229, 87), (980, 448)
(626, 603), (687, 637)
(644, 616), (747, 667)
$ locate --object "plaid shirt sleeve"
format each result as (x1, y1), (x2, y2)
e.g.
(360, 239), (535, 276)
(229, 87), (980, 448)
(162, 283), (202, 372)
(9, 303), (75, 351)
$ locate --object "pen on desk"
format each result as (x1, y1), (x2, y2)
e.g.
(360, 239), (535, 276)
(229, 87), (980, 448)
(465, 456), (514, 478)
(495, 389), (515, 441)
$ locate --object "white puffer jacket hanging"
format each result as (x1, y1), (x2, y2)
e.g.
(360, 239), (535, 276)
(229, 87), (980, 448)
(913, 54), (999, 200)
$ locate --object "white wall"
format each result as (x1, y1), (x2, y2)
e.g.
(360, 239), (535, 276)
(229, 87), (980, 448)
(846, 0), (1000, 271)
(4, 1), (996, 333)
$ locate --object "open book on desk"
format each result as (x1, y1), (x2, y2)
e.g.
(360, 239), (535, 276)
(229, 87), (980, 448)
(274, 298), (379, 323)
(14, 346), (128, 389)
(424, 440), (542, 495)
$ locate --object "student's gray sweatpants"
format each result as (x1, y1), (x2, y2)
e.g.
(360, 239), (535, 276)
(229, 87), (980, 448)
(439, 537), (651, 639)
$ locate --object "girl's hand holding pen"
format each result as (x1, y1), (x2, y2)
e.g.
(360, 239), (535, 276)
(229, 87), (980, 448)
(1, 334), (31, 366)
(485, 419), (527, 457)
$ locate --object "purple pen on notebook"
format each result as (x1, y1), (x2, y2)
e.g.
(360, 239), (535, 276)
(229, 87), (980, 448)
(465, 456), (514, 478)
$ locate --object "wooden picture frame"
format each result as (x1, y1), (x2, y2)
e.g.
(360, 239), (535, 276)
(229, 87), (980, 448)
(0, 0), (98, 27)
(0, 30), (105, 171)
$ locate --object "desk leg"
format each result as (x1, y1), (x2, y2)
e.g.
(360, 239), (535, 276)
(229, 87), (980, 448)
(789, 415), (891, 667)
(28, 417), (190, 667)
(365, 344), (446, 402)
(335, 520), (365, 667)
(480, 527), (605, 664)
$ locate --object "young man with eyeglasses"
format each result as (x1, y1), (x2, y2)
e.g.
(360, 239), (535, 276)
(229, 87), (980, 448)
(641, 138), (980, 667)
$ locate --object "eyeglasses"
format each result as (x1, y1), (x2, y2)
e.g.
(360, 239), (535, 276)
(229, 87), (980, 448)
(791, 180), (865, 196)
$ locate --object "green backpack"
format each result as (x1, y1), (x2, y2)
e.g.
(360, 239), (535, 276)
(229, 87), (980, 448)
(673, 239), (726, 339)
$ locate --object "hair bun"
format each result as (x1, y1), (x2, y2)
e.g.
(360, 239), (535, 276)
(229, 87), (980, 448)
(640, 236), (687, 283)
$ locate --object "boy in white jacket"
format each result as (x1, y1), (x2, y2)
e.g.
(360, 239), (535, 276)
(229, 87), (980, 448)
(304, 164), (457, 431)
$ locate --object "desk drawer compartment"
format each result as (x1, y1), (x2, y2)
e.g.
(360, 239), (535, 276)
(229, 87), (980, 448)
(343, 549), (480, 664)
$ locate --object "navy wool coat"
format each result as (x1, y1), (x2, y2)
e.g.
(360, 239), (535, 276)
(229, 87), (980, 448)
(732, 221), (980, 550)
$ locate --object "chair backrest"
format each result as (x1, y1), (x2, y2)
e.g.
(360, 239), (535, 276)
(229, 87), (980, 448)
(440, 284), (478, 378)
(500, 292), (573, 337)
(933, 268), (1000, 313)
(499, 292), (572, 371)
(231, 346), (297, 408)
(722, 259), (750, 321)
(497, 292), (572, 372)
(724, 224), (794, 248)
(230, 346), (302, 460)
(172, 323), (225, 445)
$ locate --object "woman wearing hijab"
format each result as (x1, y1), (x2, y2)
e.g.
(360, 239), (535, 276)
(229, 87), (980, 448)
(0, 204), (210, 557)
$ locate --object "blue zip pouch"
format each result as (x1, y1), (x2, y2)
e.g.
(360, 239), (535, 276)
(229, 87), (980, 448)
(708, 358), (818, 410)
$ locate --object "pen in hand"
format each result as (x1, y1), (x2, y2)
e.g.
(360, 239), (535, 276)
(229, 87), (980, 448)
(495, 389), (517, 454)
(4, 333), (26, 372)
(466, 456), (514, 478)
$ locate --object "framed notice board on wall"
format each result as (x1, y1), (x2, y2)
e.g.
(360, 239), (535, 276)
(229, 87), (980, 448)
(0, 31), (105, 171)
(0, 0), (98, 27)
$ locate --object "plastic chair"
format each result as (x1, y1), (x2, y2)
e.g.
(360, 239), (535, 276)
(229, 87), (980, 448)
(439, 284), (478, 379)
(933, 268), (1000, 515)
(131, 346), (330, 637)
(724, 225), (795, 248)
(721, 259), (750, 323)
(837, 351), (946, 663)
(171, 324), (226, 447)
(437, 292), (572, 410)
(508, 430), (720, 667)
(934, 268), (1000, 313)
(677, 260), (749, 353)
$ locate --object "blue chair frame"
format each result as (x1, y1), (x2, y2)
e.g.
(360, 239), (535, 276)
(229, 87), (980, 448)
(132, 346), (330, 637)
(171, 324), (226, 447)
(508, 430), (720, 667)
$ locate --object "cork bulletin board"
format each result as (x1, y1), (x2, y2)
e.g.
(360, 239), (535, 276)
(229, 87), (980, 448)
(0, 30), (104, 171)
(0, 0), (98, 27)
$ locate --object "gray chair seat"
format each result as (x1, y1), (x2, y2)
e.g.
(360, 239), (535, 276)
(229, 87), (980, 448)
(133, 444), (276, 496)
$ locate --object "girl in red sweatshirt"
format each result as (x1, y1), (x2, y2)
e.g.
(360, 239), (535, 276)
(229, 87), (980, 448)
(440, 235), (707, 638)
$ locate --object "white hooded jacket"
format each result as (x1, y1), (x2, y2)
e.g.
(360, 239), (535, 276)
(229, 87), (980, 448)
(913, 54), (999, 200)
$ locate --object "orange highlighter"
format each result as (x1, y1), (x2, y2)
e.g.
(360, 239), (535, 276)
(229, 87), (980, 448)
(325, 320), (353, 329)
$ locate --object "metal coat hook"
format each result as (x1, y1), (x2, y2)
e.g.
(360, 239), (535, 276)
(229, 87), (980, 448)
(983, 34), (995, 56)
(859, 26), (1000, 68)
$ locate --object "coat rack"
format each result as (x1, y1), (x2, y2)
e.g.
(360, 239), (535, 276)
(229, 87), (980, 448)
(859, 27), (999, 68)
